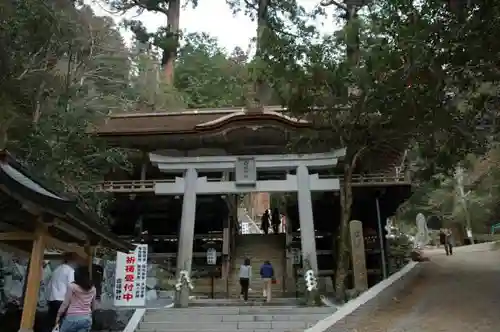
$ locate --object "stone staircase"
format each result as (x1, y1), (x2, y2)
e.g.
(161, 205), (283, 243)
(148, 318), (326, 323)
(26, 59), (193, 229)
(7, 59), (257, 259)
(137, 305), (335, 332)
(229, 234), (286, 299)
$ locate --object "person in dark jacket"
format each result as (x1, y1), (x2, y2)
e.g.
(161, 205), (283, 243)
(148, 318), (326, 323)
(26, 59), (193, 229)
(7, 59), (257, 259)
(261, 210), (270, 235)
(445, 228), (454, 255)
(259, 261), (274, 302)
(271, 208), (281, 234)
(439, 228), (453, 256)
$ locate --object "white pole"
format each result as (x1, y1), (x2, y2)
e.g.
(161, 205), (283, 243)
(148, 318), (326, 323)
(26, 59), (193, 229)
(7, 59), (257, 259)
(456, 166), (475, 244)
(375, 197), (388, 279)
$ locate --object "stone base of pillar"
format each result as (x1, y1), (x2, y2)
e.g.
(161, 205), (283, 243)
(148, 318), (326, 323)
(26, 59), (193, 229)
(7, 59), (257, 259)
(285, 255), (296, 294)
(175, 286), (190, 308)
(318, 276), (334, 294)
(285, 277), (296, 295)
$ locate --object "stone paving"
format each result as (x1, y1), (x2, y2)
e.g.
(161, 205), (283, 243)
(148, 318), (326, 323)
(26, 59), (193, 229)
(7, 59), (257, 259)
(327, 245), (500, 332)
(138, 305), (335, 332)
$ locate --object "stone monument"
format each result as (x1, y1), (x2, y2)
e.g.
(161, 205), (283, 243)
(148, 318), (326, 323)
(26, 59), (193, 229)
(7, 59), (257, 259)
(414, 213), (431, 249)
(349, 220), (368, 292)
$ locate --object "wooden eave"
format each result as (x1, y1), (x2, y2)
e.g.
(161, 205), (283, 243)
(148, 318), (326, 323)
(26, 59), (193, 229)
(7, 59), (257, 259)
(0, 150), (134, 253)
(91, 106), (312, 137)
(0, 150), (73, 214)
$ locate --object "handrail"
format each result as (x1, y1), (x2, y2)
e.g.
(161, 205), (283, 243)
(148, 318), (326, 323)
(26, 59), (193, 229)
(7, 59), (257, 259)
(87, 172), (410, 193)
(318, 173), (405, 179)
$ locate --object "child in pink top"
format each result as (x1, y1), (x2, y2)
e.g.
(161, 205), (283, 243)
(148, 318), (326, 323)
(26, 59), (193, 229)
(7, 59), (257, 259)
(56, 266), (97, 332)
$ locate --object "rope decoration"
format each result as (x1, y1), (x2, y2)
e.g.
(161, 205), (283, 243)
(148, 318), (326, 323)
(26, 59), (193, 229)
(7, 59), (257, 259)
(304, 269), (318, 292)
(175, 270), (194, 291)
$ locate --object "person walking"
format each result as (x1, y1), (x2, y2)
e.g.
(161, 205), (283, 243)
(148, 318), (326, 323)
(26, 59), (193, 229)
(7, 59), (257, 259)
(55, 265), (97, 332)
(238, 258), (252, 302)
(47, 253), (77, 332)
(261, 210), (270, 235)
(439, 228), (454, 256)
(271, 208), (281, 234)
(445, 228), (454, 255)
(259, 260), (274, 303)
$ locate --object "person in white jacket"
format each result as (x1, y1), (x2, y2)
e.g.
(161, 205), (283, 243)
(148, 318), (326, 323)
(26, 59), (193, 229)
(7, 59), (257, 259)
(46, 253), (77, 332)
(238, 258), (252, 301)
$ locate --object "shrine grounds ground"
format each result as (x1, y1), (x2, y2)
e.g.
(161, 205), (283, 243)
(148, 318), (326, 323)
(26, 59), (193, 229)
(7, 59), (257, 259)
(324, 244), (500, 332)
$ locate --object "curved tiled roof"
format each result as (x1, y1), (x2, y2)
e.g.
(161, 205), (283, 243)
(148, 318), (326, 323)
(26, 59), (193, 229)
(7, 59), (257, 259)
(92, 106), (311, 136)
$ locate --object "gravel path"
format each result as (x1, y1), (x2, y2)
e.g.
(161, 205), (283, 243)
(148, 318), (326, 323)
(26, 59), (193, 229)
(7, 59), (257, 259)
(330, 247), (500, 332)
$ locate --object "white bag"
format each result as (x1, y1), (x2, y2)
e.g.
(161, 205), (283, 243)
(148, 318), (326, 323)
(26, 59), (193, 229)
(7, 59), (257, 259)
(263, 289), (267, 297)
(52, 325), (60, 332)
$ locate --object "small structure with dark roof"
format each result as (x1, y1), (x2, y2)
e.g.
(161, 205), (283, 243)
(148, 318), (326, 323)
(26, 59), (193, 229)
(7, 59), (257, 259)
(0, 150), (134, 332)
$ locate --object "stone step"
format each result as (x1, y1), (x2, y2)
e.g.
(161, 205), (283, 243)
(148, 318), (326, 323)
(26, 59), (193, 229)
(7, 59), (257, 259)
(140, 322), (237, 331)
(231, 260), (284, 265)
(229, 285), (283, 297)
(144, 313), (329, 323)
(231, 234), (286, 299)
(232, 256), (284, 260)
(234, 250), (283, 252)
(228, 288), (283, 296)
(228, 279), (284, 286)
(227, 280), (285, 286)
(227, 288), (283, 296)
(145, 306), (335, 316)
(227, 288), (283, 294)
(138, 329), (297, 332)
(186, 298), (300, 307)
(139, 320), (316, 331)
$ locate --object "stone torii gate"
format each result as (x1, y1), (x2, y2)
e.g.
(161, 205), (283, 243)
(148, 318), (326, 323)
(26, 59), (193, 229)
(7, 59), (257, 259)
(149, 149), (346, 307)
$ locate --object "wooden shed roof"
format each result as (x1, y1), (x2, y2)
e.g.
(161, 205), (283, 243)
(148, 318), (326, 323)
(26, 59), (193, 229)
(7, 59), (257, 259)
(0, 150), (134, 253)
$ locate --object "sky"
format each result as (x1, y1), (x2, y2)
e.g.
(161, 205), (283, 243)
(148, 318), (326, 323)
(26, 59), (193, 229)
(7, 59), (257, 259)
(86, 0), (342, 52)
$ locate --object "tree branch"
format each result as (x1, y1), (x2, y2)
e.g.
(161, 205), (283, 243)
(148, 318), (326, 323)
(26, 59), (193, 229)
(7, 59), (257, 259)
(320, 0), (348, 11)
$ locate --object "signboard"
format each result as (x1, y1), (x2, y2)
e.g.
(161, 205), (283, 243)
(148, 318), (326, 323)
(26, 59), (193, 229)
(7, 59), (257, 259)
(206, 248), (217, 265)
(235, 157), (257, 185)
(114, 244), (148, 307)
(291, 248), (301, 265)
(241, 222), (250, 234)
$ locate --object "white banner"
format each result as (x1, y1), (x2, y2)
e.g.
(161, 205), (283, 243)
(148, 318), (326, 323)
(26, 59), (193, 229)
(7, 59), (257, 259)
(114, 244), (148, 307)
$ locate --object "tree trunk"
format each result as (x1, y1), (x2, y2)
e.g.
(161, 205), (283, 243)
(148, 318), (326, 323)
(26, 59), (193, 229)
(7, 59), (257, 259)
(248, 0), (270, 111)
(333, 148), (364, 302)
(334, 162), (354, 301)
(163, 0), (181, 85)
(0, 125), (8, 150)
(32, 80), (46, 125)
(0, 115), (14, 150)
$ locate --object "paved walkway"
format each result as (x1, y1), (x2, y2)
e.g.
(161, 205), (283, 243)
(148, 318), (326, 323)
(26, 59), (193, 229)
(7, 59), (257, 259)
(333, 245), (500, 332)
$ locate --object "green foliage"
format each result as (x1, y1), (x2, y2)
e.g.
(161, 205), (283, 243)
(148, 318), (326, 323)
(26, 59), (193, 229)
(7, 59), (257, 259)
(234, 0), (500, 300)
(399, 147), (500, 234)
(106, 0), (196, 73)
(127, 42), (186, 110)
(122, 19), (180, 56)
(387, 234), (412, 274)
(175, 33), (249, 108)
(1, 1), (133, 221)
(124, 32), (253, 110)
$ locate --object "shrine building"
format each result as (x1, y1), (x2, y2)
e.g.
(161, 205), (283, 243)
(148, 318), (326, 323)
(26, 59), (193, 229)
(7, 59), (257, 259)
(90, 106), (412, 305)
